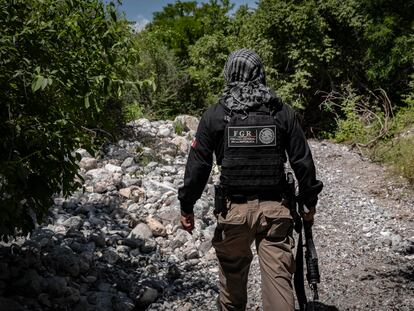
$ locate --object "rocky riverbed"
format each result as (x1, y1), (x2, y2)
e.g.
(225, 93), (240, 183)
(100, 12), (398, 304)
(0, 116), (413, 311)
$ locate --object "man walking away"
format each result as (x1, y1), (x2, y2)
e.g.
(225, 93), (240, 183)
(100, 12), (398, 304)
(178, 49), (323, 311)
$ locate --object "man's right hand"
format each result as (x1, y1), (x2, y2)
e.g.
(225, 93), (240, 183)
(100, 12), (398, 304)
(180, 212), (195, 233)
(301, 206), (316, 223)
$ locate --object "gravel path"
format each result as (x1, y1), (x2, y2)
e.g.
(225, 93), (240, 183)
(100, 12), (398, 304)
(307, 141), (414, 311)
(0, 119), (413, 311)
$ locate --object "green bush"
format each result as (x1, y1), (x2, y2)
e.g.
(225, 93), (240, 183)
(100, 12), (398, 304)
(372, 103), (414, 183)
(0, 0), (135, 240)
(374, 135), (414, 184)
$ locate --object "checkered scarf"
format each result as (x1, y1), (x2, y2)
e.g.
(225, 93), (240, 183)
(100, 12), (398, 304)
(221, 49), (275, 111)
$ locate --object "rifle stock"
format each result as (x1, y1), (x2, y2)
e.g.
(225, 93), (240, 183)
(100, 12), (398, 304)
(303, 219), (320, 301)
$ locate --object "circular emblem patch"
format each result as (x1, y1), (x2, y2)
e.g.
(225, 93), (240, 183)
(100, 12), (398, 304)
(259, 128), (275, 144)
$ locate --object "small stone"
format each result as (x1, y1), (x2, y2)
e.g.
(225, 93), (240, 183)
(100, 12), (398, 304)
(170, 229), (191, 249)
(141, 239), (157, 254)
(178, 302), (193, 311)
(79, 157), (97, 171)
(102, 248), (119, 264)
(62, 216), (83, 230)
(137, 287), (159, 308)
(122, 238), (143, 249)
(158, 125), (172, 137)
(128, 223), (153, 240)
(76, 148), (92, 158)
(119, 186), (145, 202)
(127, 203), (140, 212)
(122, 174), (141, 187)
(90, 232), (106, 247)
(184, 247), (199, 260)
(121, 157), (135, 168)
(166, 264), (181, 280)
(199, 240), (212, 255)
(171, 136), (190, 154)
(105, 163), (122, 173)
(146, 216), (167, 237)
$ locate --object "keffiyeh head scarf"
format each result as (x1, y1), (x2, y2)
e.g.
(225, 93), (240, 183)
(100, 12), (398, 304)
(221, 48), (275, 111)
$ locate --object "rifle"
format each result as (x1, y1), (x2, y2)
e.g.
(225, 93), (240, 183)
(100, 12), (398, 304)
(286, 172), (320, 310)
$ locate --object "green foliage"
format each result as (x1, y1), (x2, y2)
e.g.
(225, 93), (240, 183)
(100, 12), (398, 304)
(324, 85), (414, 183)
(0, 0), (135, 240)
(150, 0), (233, 59)
(188, 32), (238, 106)
(128, 29), (193, 118)
(321, 85), (381, 144)
(241, 0), (339, 109)
(173, 120), (185, 135)
(129, 0), (235, 118)
(123, 102), (144, 122)
(374, 133), (414, 184)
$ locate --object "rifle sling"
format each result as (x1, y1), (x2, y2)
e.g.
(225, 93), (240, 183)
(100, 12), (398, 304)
(294, 220), (308, 311)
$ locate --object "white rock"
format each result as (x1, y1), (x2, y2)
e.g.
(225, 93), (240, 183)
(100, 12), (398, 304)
(105, 163), (122, 173)
(121, 157), (135, 168)
(76, 148), (92, 158)
(128, 223), (153, 240)
(171, 136), (190, 154)
(119, 186), (145, 202)
(158, 125), (172, 137)
(137, 118), (151, 128)
(86, 168), (110, 180)
(79, 157), (98, 171)
(146, 216), (167, 237)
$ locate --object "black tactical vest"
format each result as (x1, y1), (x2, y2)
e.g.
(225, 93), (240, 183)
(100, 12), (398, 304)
(220, 106), (285, 194)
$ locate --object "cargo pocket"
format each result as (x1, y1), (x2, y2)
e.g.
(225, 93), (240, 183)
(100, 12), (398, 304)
(212, 202), (249, 257)
(260, 200), (293, 243)
(218, 201), (247, 225)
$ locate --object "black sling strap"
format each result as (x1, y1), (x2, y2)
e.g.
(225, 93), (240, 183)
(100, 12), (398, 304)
(294, 218), (308, 311)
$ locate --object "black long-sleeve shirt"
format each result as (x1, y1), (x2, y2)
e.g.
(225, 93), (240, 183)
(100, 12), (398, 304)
(178, 100), (323, 214)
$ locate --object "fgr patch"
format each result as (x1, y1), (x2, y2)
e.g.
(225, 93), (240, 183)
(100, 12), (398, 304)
(227, 125), (276, 147)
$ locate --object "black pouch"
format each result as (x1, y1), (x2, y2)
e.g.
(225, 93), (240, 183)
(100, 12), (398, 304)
(214, 184), (227, 215)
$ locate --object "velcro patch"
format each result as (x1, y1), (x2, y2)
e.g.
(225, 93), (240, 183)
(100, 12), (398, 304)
(191, 138), (198, 149)
(227, 125), (276, 147)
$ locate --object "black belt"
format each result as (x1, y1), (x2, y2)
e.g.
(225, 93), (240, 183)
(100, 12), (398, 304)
(228, 193), (282, 203)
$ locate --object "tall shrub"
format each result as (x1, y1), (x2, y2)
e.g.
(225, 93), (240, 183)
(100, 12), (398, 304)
(0, 0), (135, 240)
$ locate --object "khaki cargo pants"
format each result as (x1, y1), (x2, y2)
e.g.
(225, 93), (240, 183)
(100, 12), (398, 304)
(212, 197), (295, 311)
